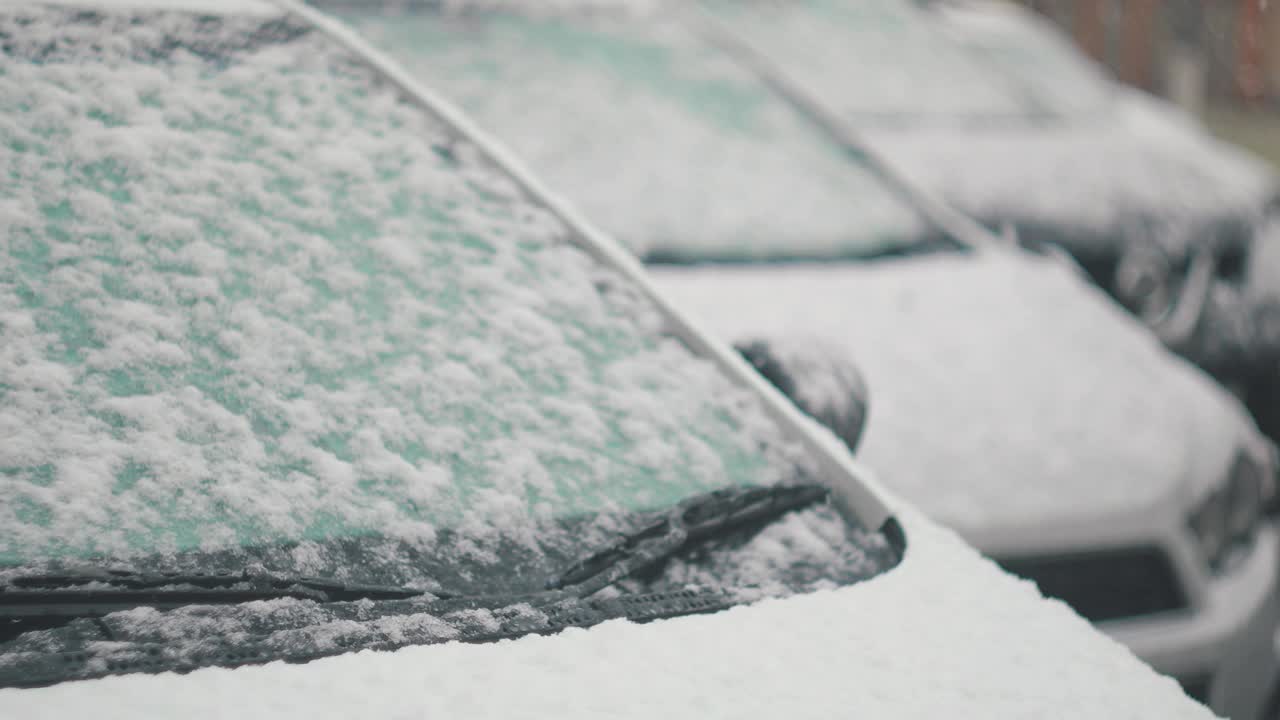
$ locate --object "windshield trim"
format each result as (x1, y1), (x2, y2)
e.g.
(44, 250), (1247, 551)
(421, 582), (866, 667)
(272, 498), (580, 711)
(268, 0), (899, 538)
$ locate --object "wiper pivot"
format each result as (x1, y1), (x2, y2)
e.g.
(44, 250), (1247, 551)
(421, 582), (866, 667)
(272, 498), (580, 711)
(547, 483), (829, 597)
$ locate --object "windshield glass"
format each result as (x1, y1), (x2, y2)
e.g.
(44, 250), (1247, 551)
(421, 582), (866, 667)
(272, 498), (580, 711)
(340, 4), (932, 263)
(700, 0), (1031, 125)
(934, 4), (1114, 118)
(0, 6), (814, 579)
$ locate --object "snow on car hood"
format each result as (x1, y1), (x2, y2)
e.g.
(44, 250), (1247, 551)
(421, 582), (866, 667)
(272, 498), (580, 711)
(0, 507), (1214, 719)
(865, 93), (1277, 252)
(651, 249), (1255, 537)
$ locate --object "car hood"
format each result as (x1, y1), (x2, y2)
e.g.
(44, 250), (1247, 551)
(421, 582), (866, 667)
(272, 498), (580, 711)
(0, 506), (1213, 719)
(865, 93), (1277, 256)
(651, 250), (1256, 538)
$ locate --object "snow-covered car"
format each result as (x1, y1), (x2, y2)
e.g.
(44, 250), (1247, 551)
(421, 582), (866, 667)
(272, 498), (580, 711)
(0, 1), (1221, 717)
(344, 4), (1280, 717)
(698, 0), (1280, 440)
(924, 0), (1280, 441)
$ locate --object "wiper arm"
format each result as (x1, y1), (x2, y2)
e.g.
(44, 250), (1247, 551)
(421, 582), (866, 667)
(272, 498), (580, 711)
(546, 483), (829, 598)
(0, 567), (428, 620)
(1, 484), (826, 626)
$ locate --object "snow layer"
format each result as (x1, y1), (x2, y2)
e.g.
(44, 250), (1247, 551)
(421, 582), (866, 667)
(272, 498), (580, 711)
(346, 9), (928, 260)
(710, 0), (1276, 244)
(652, 250), (1255, 536)
(0, 507), (1216, 720)
(0, 6), (798, 569)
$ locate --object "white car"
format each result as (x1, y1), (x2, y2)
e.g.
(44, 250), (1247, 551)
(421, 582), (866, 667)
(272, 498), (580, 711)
(0, 1), (1215, 717)
(345, 3), (1280, 717)
(704, 0), (1280, 442)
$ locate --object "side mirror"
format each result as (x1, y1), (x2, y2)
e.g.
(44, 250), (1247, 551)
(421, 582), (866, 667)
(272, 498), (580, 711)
(1114, 241), (1177, 324)
(735, 338), (870, 453)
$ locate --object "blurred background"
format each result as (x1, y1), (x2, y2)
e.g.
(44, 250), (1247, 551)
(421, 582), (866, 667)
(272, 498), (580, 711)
(1017, 0), (1279, 168)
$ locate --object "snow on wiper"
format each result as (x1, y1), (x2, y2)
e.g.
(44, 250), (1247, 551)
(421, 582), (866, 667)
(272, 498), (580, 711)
(546, 483), (830, 597)
(0, 566), (429, 620)
(3, 484), (828, 624)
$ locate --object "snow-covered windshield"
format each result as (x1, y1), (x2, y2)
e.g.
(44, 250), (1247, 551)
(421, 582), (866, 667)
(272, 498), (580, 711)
(0, 6), (808, 579)
(700, 0), (1030, 125)
(933, 3), (1114, 118)
(341, 4), (932, 262)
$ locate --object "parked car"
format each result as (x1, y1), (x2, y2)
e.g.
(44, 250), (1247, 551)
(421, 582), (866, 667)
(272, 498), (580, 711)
(700, 0), (1280, 440)
(344, 3), (1280, 716)
(927, 0), (1280, 440)
(0, 1), (1217, 716)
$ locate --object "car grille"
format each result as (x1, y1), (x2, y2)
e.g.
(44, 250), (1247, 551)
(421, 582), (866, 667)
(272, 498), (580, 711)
(995, 546), (1189, 623)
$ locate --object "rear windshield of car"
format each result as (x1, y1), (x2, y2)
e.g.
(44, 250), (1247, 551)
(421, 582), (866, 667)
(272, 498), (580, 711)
(341, 3), (932, 263)
(0, 6), (806, 576)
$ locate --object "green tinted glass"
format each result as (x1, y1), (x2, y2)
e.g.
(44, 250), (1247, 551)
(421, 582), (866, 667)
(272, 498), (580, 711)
(351, 8), (927, 261)
(0, 8), (795, 566)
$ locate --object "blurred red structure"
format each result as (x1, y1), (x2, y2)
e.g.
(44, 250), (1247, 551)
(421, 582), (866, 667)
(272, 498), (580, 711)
(1236, 0), (1266, 103)
(1021, 0), (1276, 107)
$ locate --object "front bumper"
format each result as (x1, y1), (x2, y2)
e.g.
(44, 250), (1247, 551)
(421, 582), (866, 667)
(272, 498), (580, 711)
(1106, 525), (1280, 719)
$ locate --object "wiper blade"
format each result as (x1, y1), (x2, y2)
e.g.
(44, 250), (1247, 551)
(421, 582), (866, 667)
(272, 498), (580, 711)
(546, 483), (829, 597)
(0, 567), (428, 620)
(1, 485), (826, 626)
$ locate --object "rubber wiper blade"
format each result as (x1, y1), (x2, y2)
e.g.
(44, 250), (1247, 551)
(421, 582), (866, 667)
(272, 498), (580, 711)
(546, 483), (829, 597)
(0, 567), (428, 620)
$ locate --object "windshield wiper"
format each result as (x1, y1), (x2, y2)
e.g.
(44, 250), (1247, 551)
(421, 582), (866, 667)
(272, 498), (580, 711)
(0, 567), (428, 620)
(546, 483), (829, 597)
(0, 484), (827, 626)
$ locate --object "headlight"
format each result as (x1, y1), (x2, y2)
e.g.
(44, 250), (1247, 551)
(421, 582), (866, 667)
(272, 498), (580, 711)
(1188, 450), (1266, 573)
